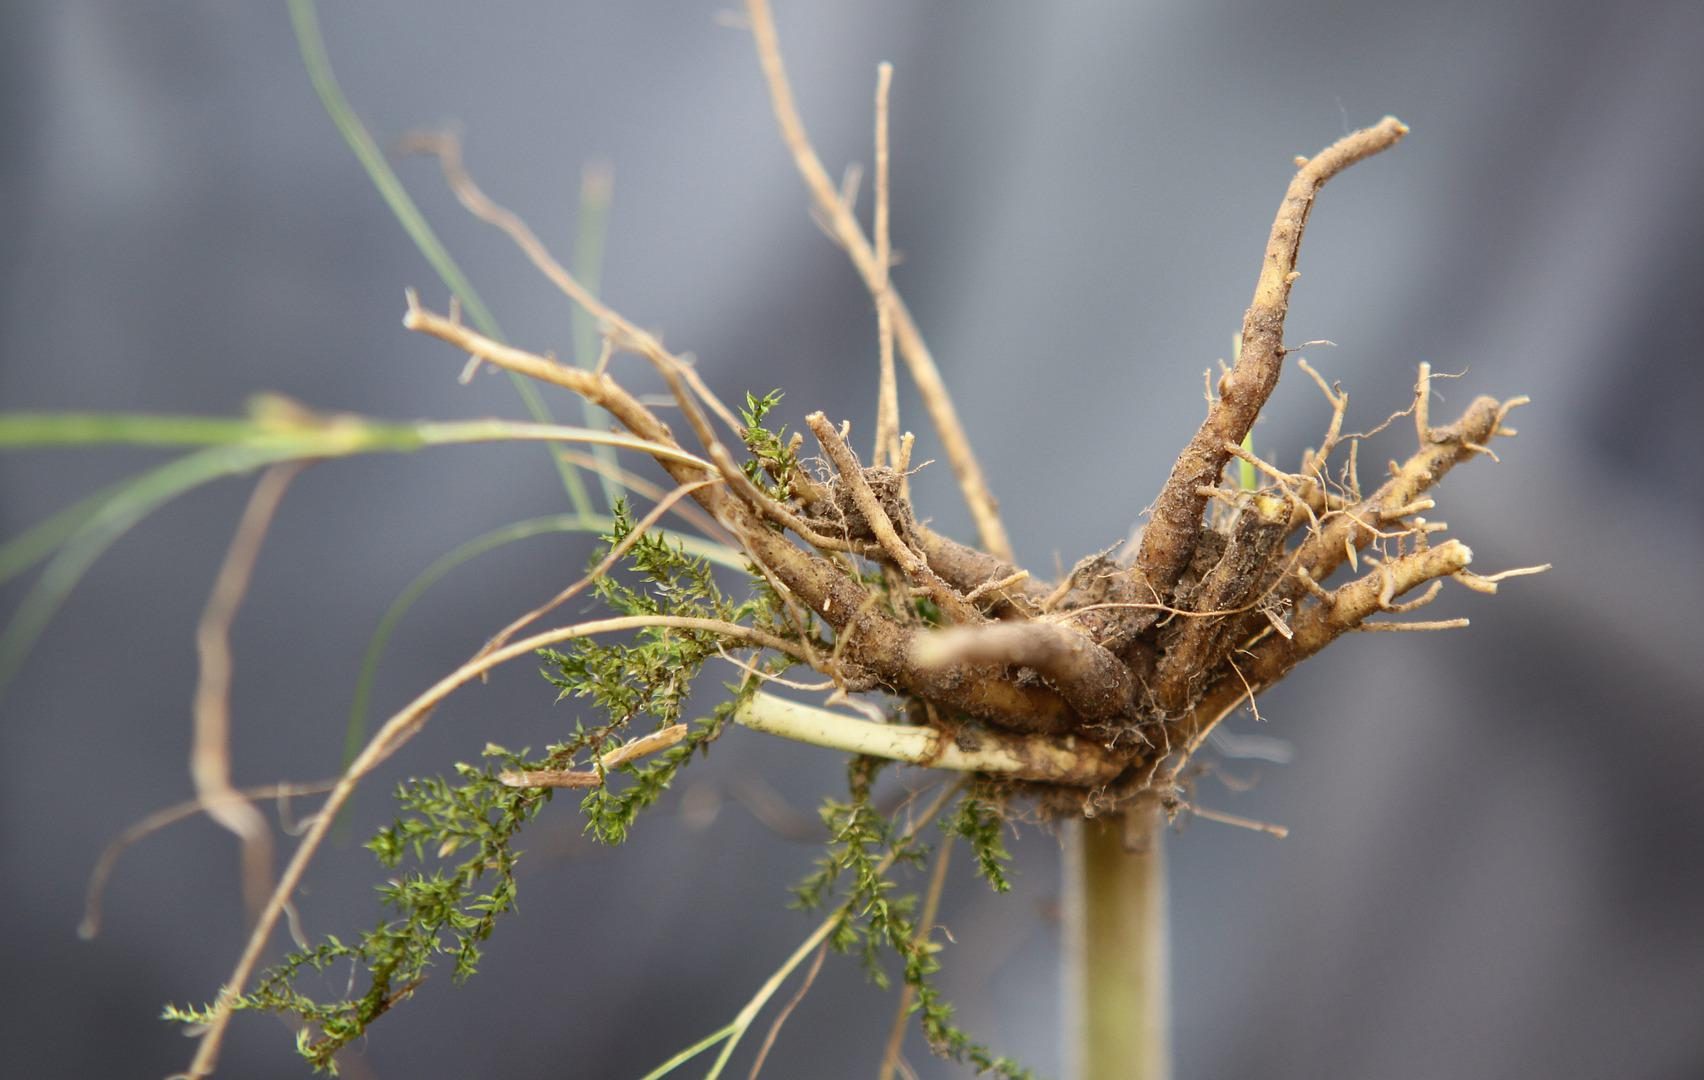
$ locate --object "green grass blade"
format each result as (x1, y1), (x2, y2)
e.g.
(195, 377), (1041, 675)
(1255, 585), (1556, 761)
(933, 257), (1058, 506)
(569, 166), (624, 512)
(0, 443), (302, 691)
(285, 0), (593, 515)
(343, 513), (606, 767)
(636, 1023), (737, 1080)
(0, 407), (741, 694)
(0, 408), (696, 463)
(0, 477), (132, 588)
(0, 413), (257, 447)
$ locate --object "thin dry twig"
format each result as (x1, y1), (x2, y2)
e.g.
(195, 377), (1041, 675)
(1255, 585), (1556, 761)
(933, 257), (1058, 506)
(476, 478), (719, 661)
(557, 448), (729, 542)
(403, 298), (721, 479)
(405, 132), (754, 445)
(407, 296), (873, 564)
(671, 355), (747, 439)
(402, 132), (623, 342)
(192, 463), (303, 924)
(744, 0), (1013, 561)
(748, 940), (830, 1080)
(80, 778), (338, 941)
(714, 645), (837, 691)
(1185, 802), (1290, 839)
(1356, 618), (1470, 632)
(872, 61), (901, 470)
(412, 295), (721, 466)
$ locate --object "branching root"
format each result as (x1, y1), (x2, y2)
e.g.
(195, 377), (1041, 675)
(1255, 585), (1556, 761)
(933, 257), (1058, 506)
(392, 115), (1537, 824)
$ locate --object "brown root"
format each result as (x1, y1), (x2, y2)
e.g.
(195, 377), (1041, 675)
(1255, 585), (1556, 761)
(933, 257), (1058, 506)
(397, 118), (1534, 818)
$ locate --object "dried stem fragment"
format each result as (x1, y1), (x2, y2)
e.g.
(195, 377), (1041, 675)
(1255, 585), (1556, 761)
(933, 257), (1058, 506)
(499, 723), (690, 788)
(192, 463), (302, 924)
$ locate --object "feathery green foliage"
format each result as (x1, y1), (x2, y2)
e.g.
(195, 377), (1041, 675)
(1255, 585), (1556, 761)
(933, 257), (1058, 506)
(161, 496), (799, 1071)
(792, 760), (1031, 1077)
(947, 792), (1016, 895)
(543, 501), (788, 844)
(739, 389), (800, 502)
(163, 744), (545, 1072)
(343, 513), (745, 771)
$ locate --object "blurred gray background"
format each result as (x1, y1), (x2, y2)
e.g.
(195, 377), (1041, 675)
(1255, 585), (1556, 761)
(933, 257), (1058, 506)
(3, 2), (1702, 1077)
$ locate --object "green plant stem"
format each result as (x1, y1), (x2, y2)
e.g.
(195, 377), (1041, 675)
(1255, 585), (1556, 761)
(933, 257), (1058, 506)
(344, 513), (608, 768)
(0, 476), (130, 587)
(1065, 809), (1170, 1080)
(637, 1022), (741, 1080)
(643, 782), (962, 1080)
(700, 914), (841, 1079)
(734, 692), (1125, 785)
